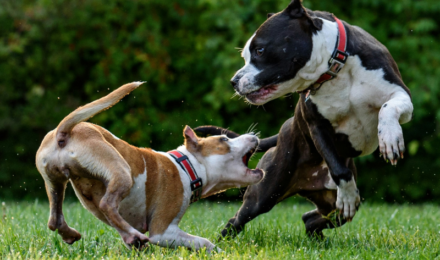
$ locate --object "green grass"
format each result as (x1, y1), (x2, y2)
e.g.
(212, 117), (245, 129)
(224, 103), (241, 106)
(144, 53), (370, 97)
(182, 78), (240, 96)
(1, 198), (440, 259)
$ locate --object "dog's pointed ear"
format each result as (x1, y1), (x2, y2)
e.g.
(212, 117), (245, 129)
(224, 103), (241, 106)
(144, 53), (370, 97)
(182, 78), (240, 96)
(285, 0), (323, 31)
(267, 13), (275, 19)
(285, 0), (305, 18)
(184, 125), (199, 150)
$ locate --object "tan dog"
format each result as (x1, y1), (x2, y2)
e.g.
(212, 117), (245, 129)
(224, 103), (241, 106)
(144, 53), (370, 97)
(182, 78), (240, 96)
(35, 82), (263, 251)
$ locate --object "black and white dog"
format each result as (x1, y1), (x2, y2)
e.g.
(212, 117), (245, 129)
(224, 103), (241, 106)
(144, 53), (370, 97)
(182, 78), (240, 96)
(196, 0), (413, 237)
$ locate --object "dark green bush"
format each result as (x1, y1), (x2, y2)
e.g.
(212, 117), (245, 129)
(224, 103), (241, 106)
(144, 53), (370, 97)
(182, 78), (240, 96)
(0, 0), (439, 203)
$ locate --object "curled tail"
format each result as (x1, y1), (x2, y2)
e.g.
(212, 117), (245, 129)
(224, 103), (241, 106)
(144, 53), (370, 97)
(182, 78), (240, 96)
(56, 81), (144, 147)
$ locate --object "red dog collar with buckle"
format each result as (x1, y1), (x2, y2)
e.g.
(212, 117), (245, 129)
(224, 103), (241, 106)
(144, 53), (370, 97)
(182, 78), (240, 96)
(168, 150), (203, 204)
(304, 15), (348, 101)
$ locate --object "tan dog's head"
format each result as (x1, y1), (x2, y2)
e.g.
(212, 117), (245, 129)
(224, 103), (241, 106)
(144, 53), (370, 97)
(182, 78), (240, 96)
(183, 126), (263, 197)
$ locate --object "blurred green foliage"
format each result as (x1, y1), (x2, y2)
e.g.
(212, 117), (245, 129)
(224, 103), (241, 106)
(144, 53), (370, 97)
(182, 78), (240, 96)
(0, 0), (439, 203)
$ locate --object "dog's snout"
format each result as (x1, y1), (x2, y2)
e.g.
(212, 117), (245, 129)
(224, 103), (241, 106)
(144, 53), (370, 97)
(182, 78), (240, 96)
(230, 76), (239, 90)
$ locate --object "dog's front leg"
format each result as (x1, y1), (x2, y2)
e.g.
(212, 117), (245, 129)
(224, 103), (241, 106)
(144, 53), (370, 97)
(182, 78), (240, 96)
(45, 180), (82, 244)
(378, 91), (413, 165)
(306, 123), (360, 220)
(149, 225), (218, 253)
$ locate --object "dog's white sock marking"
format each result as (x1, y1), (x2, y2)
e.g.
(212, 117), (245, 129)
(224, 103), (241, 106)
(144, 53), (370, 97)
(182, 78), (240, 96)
(378, 91), (413, 165)
(335, 179), (359, 218)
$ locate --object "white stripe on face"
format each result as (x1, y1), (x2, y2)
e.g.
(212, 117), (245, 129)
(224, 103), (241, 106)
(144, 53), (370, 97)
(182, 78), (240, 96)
(241, 34), (255, 64)
(234, 34), (263, 94)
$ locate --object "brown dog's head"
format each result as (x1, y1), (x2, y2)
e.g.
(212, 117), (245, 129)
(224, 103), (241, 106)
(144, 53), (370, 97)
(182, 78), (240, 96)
(183, 126), (263, 196)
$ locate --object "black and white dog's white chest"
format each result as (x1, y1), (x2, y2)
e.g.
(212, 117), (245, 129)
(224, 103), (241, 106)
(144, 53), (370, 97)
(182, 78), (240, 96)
(307, 55), (406, 156)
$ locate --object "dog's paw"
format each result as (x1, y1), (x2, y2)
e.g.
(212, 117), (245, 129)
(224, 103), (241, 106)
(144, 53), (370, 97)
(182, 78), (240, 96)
(60, 227), (82, 245)
(123, 232), (149, 250)
(335, 179), (360, 219)
(378, 121), (405, 165)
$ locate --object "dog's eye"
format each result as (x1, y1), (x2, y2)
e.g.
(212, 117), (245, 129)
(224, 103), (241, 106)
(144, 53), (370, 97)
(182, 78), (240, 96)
(220, 137), (229, 142)
(256, 47), (265, 56)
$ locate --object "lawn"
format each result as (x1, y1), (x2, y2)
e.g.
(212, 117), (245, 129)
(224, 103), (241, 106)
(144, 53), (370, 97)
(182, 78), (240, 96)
(1, 198), (439, 259)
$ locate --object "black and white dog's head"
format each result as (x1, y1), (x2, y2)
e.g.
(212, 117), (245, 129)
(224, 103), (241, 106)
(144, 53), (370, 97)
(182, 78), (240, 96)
(231, 0), (324, 105)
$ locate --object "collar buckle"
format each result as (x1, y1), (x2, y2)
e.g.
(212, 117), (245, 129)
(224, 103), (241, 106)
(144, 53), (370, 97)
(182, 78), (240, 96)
(190, 178), (203, 203)
(327, 58), (345, 77)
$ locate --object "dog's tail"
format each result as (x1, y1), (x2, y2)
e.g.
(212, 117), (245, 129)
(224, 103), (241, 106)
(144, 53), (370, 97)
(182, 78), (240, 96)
(55, 81), (144, 148)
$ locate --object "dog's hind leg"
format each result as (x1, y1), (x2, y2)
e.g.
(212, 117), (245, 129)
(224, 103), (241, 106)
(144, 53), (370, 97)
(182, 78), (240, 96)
(98, 178), (149, 249)
(72, 135), (149, 249)
(45, 177), (82, 244)
(301, 190), (347, 239)
(300, 159), (357, 238)
(36, 131), (82, 244)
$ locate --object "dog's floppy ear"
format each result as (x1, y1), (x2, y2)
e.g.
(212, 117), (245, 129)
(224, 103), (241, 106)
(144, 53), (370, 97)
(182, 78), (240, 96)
(285, 0), (323, 31)
(184, 125), (199, 151)
(267, 13), (275, 19)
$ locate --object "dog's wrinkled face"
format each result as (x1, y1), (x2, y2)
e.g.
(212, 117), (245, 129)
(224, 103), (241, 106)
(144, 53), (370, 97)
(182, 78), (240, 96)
(231, 0), (322, 105)
(183, 126), (263, 191)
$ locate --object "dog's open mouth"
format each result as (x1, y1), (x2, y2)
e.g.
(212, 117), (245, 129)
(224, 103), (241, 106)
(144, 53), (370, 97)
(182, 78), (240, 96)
(242, 147), (263, 176)
(245, 85), (278, 101)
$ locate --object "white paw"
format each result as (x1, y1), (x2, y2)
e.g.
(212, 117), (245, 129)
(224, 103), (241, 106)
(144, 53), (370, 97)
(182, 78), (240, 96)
(378, 120), (405, 165)
(336, 179), (360, 219)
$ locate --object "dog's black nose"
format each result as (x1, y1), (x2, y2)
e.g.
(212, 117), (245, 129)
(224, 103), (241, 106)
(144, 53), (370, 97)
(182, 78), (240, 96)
(230, 77), (239, 90)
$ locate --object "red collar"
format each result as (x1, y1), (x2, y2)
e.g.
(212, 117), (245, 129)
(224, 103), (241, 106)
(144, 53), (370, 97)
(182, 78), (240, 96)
(304, 15), (348, 100)
(168, 150), (203, 204)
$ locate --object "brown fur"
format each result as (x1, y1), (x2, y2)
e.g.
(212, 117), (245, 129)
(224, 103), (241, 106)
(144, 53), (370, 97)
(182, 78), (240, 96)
(198, 137), (231, 157)
(144, 151), (184, 236)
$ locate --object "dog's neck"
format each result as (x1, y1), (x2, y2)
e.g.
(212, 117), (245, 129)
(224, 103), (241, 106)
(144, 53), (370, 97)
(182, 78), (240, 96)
(294, 18), (340, 92)
(175, 146), (235, 199)
(175, 146), (215, 198)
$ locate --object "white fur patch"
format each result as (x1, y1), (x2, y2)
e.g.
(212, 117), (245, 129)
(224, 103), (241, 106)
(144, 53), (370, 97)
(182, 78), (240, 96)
(149, 224), (215, 252)
(235, 34), (263, 94)
(335, 178), (360, 218)
(310, 55), (412, 156)
(118, 162), (147, 232)
(241, 33), (255, 64)
(377, 91), (412, 164)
